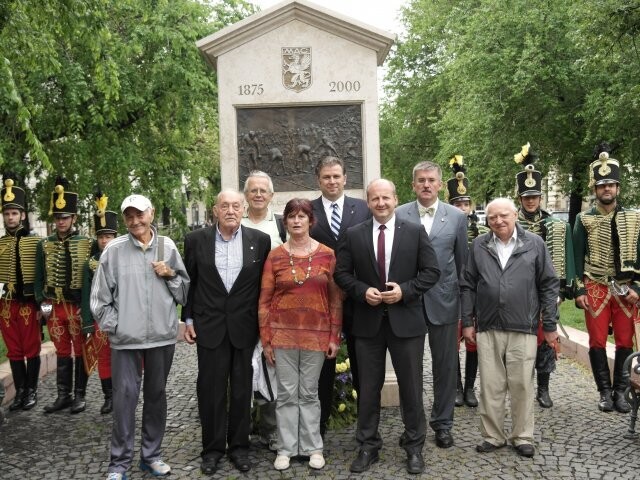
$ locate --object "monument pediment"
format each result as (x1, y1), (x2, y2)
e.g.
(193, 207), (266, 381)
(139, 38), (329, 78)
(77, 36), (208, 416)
(197, 0), (395, 69)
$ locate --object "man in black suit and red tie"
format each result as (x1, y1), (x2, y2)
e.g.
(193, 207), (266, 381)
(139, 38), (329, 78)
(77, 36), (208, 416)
(334, 179), (440, 475)
(182, 189), (271, 475)
(310, 156), (371, 436)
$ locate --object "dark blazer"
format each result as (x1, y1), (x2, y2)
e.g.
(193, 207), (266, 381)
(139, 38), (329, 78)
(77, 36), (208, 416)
(310, 195), (371, 251)
(334, 217), (441, 338)
(311, 195), (371, 329)
(396, 201), (468, 325)
(182, 224), (271, 350)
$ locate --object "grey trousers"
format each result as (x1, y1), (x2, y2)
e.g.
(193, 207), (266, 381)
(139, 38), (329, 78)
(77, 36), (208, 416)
(274, 348), (325, 457)
(108, 344), (175, 474)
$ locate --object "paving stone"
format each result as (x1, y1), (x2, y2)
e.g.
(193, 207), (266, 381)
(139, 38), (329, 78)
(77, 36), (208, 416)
(0, 342), (638, 479)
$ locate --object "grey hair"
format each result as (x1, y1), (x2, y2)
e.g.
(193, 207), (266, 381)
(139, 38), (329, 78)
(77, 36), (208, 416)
(486, 197), (518, 214)
(412, 161), (442, 181)
(215, 188), (244, 204)
(243, 170), (274, 194)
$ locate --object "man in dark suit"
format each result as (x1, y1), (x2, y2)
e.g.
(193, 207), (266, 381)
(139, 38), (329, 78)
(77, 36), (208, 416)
(182, 189), (271, 475)
(335, 179), (440, 475)
(396, 161), (468, 450)
(310, 156), (371, 436)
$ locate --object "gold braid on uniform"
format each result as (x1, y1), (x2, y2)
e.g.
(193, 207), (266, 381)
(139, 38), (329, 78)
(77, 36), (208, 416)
(546, 220), (567, 279)
(68, 238), (92, 289)
(517, 209), (547, 239)
(467, 216), (489, 245)
(581, 211), (616, 284)
(18, 236), (40, 285)
(614, 210), (640, 274)
(88, 257), (100, 273)
(0, 235), (18, 298)
(43, 237), (92, 301)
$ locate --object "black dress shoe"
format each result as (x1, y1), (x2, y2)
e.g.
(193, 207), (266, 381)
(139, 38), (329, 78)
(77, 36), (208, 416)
(229, 454), (251, 472)
(406, 452), (425, 474)
(464, 387), (479, 407)
(435, 429), (454, 448)
(536, 388), (553, 408)
(200, 457), (220, 475)
(476, 441), (506, 453)
(350, 450), (379, 473)
(455, 389), (464, 407)
(515, 443), (535, 458)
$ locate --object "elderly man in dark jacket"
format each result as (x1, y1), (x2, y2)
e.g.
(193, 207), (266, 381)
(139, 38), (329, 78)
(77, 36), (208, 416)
(461, 198), (559, 459)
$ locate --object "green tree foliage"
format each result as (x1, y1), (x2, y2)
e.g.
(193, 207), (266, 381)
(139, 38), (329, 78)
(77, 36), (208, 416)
(0, 0), (256, 230)
(383, 0), (640, 216)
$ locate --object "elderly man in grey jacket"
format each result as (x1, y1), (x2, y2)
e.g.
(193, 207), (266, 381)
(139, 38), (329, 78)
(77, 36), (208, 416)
(91, 194), (190, 480)
(460, 198), (558, 459)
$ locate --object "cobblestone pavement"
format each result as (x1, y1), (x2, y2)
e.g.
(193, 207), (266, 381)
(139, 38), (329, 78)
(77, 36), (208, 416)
(0, 341), (638, 479)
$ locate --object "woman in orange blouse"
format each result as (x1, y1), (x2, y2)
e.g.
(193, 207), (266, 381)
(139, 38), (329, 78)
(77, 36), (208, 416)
(259, 198), (342, 471)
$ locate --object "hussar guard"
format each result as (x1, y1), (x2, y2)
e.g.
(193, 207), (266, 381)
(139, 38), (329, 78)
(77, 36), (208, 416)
(446, 155), (487, 409)
(80, 189), (118, 414)
(514, 142), (575, 409)
(35, 176), (92, 413)
(573, 142), (640, 414)
(0, 172), (42, 411)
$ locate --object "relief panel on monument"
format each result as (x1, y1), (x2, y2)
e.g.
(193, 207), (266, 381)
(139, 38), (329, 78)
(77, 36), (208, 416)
(237, 104), (363, 192)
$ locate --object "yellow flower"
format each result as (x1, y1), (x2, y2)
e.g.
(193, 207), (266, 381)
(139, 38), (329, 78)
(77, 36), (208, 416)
(345, 358), (350, 369)
(338, 403), (346, 412)
(352, 389), (358, 400)
(335, 362), (347, 373)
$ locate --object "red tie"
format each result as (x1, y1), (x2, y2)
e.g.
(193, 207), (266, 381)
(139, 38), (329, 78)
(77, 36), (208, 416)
(377, 224), (386, 290)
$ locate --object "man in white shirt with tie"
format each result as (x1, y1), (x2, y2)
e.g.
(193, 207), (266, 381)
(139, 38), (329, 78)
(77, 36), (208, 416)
(335, 179), (440, 474)
(396, 161), (468, 450)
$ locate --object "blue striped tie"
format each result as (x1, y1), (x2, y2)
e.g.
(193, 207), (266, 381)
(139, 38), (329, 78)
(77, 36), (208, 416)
(330, 203), (341, 239)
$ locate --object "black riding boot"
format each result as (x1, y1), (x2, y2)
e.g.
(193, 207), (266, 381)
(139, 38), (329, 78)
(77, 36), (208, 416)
(100, 378), (113, 414)
(463, 351), (479, 407)
(44, 357), (73, 413)
(612, 347), (633, 414)
(22, 356), (40, 410)
(455, 357), (464, 407)
(8, 360), (26, 411)
(589, 348), (613, 412)
(536, 371), (553, 408)
(70, 357), (88, 414)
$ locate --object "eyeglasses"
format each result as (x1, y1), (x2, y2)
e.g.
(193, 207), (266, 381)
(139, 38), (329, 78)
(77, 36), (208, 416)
(217, 203), (243, 212)
(248, 188), (271, 195)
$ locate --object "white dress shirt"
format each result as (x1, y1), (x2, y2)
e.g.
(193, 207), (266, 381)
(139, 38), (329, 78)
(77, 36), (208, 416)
(493, 228), (518, 269)
(372, 215), (395, 284)
(418, 198), (439, 235)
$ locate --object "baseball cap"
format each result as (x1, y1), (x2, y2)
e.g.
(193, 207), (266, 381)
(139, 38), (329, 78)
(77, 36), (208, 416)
(120, 194), (152, 213)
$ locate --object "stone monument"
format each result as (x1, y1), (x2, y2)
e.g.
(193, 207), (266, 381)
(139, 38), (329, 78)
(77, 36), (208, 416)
(196, 0), (394, 210)
(197, 0), (399, 406)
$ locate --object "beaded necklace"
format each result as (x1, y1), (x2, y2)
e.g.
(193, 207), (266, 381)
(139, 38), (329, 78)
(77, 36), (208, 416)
(288, 241), (313, 285)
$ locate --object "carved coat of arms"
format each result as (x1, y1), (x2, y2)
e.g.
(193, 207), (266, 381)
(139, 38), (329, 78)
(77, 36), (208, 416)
(282, 47), (312, 92)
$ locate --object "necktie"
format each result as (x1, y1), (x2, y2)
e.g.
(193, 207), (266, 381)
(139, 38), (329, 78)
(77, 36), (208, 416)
(377, 224), (386, 289)
(419, 205), (435, 217)
(330, 203), (341, 239)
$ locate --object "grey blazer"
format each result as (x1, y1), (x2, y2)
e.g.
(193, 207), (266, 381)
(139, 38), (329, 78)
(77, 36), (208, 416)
(395, 200), (468, 325)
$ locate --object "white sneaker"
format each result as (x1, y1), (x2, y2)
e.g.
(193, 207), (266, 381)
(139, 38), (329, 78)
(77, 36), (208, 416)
(140, 459), (171, 476)
(274, 455), (290, 470)
(106, 473), (126, 480)
(309, 453), (325, 469)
